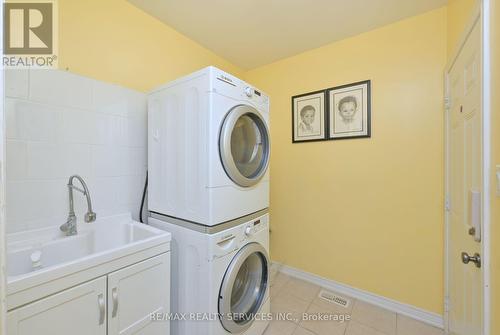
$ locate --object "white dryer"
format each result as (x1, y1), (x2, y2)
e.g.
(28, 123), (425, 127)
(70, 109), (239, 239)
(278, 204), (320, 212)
(148, 66), (270, 226)
(148, 211), (270, 335)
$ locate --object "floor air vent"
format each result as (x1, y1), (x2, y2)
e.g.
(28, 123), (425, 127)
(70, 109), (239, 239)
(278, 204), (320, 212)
(318, 290), (351, 308)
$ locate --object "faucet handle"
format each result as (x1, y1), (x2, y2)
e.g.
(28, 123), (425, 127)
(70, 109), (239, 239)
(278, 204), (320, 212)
(85, 211), (97, 223)
(60, 216), (77, 236)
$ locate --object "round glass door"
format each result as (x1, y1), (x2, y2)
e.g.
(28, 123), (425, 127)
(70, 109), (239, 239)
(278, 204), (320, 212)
(219, 243), (269, 333)
(219, 105), (270, 187)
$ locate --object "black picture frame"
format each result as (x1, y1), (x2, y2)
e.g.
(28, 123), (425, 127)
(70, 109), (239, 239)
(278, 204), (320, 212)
(326, 80), (371, 141)
(291, 89), (327, 143)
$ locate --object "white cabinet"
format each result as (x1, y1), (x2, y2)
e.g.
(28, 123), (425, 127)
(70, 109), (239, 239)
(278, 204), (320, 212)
(7, 253), (170, 335)
(7, 277), (107, 335)
(108, 253), (170, 335)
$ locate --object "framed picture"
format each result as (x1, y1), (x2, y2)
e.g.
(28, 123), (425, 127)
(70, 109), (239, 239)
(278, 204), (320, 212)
(327, 80), (371, 140)
(291, 90), (326, 142)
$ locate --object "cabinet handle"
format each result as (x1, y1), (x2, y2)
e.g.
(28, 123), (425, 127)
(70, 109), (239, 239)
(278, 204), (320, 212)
(98, 294), (105, 325)
(112, 287), (119, 318)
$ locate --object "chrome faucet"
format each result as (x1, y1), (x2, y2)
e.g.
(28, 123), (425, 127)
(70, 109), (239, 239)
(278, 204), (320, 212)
(60, 175), (97, 236)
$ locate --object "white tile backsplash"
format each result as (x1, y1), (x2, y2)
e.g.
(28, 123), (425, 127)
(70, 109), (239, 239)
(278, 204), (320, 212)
(93, 81), (131, 117)
(5, 69), (147, 233)
(7, 100), (62, 142)
(6, 180), (66, 224)
(29, 70), (94, 109)
(6, 140), (27, 181)
(62, 143), (92, 178)
(26, 142), (64, 179)
(5, 69), (29, 99)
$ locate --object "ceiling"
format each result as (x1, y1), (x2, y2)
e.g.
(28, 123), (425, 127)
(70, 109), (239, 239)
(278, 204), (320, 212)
(127, 0), (447, 70)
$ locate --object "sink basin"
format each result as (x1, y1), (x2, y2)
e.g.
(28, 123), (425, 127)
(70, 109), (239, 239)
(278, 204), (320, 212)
(6, 213), (170, 311)
(8, 233), (93, 277)
(6, 213), (170, 279)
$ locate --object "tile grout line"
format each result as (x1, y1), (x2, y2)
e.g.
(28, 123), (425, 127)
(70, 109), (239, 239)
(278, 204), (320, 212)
(297, 293), (316, 334)
(396, 312), (398, 335)
(349, 303), (396, 335)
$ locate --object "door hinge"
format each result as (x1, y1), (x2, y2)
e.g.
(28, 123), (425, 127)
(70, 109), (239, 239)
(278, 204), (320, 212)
(444, 96), (451, 110)
(445, 196), (451, 212)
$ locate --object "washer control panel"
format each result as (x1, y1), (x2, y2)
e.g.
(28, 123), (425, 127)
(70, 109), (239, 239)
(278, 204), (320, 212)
(243, 217), (267, 238)
(212, 213), (269, 258)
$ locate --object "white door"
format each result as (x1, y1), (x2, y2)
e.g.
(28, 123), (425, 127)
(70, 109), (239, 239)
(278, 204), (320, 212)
(108, 253), (170, 335)
(446, 17), (483, 335)
(6, 277), (107, 335)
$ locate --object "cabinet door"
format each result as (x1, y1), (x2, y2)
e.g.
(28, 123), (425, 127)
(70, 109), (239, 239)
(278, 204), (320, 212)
(108, 253), (170, 335)
(7, 277), (106, 335)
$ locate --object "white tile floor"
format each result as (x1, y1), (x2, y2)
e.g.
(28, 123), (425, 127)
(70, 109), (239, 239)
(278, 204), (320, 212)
(265, 265), (443, 335)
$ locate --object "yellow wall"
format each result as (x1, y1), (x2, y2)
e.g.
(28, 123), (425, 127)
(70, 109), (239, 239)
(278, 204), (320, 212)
(447, 0), (478, 57)
(244, 8), (447, 314)
(490, 0), (500, 332)
(58, 0), (243, 92)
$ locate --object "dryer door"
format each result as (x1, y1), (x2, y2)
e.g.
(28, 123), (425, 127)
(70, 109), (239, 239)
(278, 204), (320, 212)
(219, 105), (270, 187)
(219, 242), (269, 333)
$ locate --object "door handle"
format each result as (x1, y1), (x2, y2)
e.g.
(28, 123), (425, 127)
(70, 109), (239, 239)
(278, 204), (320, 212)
(461, 252), (481, 268)
(97, 294), (105, 325)
(112, 287), (119, 318)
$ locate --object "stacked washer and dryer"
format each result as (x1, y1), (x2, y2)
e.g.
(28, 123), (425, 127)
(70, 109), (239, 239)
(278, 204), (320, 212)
(147, 66), (271, 335)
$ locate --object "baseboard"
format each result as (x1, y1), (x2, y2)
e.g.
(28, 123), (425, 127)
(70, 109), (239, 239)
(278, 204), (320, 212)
(275, 263), (444, 329)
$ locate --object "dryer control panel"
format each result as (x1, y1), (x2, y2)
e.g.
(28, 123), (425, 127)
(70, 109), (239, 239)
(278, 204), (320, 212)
(212, 68), (269, 112)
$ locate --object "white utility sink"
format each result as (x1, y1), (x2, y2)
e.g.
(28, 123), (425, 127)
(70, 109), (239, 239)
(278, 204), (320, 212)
(6, 213), (170, 309)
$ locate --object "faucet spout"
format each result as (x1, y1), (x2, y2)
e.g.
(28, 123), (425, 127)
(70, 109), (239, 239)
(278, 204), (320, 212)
(60, 175), (97, 236)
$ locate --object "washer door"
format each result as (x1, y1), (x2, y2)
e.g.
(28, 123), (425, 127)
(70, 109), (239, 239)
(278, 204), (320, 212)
(219, 242), (269, 333)
(219, 105), (270, 187)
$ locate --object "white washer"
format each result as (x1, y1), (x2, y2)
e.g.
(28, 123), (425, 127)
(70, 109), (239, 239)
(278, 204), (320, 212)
(149, 212), (270, 335)
(148, 66), (270, 226)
